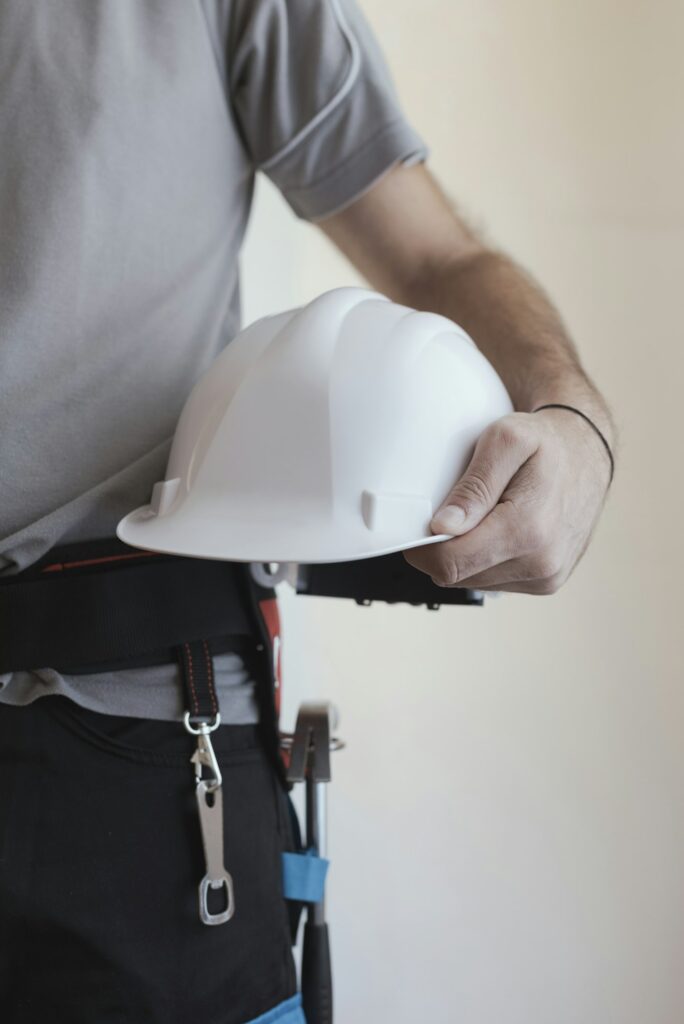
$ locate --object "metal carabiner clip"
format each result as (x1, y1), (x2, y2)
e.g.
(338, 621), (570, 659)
(184, 711), (223, 791)
(183, 711), (234, 925)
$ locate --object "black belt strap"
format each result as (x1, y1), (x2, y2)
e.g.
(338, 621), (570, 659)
(0, 547), (255, 674)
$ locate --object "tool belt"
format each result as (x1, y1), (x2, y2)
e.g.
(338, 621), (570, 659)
(0, 538), (481, 938)
(1, 535), (273, 664)
(0, 536), (284, 926)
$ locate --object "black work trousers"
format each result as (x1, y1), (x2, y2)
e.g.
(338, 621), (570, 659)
(0, 696), (298, 1023)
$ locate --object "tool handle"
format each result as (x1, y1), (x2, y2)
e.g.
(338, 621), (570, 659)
(301, 919), (333, 1024)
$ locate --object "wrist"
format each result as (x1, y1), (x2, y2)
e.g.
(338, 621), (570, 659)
(521, 379), (616, 450)
(531, 403), (615, 487)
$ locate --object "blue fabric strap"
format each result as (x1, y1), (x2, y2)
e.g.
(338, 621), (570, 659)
(282, 849), (329, 904)
(244, 993), (305, 1024)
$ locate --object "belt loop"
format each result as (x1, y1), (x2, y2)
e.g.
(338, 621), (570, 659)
(176, 639), (219, 725)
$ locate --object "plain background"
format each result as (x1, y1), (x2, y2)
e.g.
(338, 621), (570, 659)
(241, 2), (684, 1021)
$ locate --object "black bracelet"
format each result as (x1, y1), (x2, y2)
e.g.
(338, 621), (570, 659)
(532, 403), (615, 485)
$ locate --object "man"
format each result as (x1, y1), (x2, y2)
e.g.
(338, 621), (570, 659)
(0, 1), (613, 1022)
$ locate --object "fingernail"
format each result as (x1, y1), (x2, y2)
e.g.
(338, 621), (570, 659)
(432, 505), (467, 534)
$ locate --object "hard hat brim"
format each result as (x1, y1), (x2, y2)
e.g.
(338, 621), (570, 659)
(116, 504), (452, 565)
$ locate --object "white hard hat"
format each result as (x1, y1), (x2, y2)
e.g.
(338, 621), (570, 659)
(117, 288), (512, 563)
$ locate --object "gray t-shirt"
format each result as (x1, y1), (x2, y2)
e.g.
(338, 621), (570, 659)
(0, 0), (426, 721)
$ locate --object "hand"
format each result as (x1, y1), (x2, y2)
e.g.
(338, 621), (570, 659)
(403, 409), (612, 594)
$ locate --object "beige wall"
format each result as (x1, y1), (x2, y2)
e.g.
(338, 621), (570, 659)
(241, 2), (684, 1021)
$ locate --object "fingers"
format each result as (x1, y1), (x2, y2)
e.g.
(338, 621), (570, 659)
(406, 517), (567, 595)
(405, 499), (522, 584)
(404, 408), (606, 597)
(405, 444), (570, 594)
(430, 415), (539, 537)
(440, 555), (567, 595)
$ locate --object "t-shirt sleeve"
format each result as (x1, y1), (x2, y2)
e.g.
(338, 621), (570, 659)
(227, 0), (428, 221)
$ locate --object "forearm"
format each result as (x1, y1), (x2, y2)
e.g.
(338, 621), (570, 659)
(323, 163), (614, 591)
(386, 248), (615, 446)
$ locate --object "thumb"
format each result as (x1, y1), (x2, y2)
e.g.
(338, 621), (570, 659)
(431, 417), (537, 536)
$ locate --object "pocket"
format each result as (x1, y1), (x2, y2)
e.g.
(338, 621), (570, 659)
(48, 695), (262, 767)
(1, 698), (301, 1021)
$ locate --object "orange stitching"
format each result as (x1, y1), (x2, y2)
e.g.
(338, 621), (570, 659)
(42, 551), (158, 573)
(202, 639), (217, 718)
(184, 642), (199, 716)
